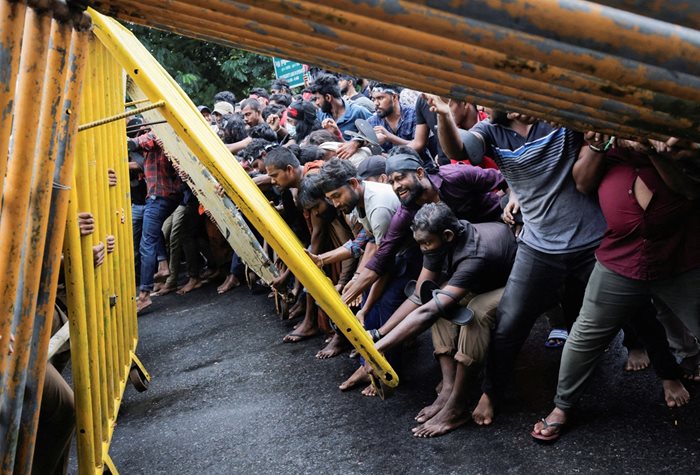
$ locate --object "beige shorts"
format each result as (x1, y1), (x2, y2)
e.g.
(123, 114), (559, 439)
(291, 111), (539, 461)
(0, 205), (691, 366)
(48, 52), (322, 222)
(431, 287), (504, 366)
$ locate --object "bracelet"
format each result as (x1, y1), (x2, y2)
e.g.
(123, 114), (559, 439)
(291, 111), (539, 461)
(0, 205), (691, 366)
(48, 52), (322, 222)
(588, 143), (605, 153)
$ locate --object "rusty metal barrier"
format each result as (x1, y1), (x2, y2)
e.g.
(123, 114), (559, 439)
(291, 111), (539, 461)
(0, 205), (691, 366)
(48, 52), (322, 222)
(89, 0), (700, 142)
(0, 0), (92, 473)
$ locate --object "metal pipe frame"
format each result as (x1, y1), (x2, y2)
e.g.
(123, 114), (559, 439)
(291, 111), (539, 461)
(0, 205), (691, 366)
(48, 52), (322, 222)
(590, 0), (700, 31)
(89, 0), (700, 141)
(1, 7), (72, 471)
(14, 14), (90, 473)
(89, 9), (400, 388)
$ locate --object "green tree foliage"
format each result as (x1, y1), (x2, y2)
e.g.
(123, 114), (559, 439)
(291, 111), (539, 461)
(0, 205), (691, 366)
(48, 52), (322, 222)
(127, 24), (276, 106)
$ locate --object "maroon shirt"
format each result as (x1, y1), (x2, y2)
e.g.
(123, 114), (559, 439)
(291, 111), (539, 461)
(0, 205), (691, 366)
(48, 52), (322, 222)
(365, 164), (504, 275)
(596, 155), (700, 281)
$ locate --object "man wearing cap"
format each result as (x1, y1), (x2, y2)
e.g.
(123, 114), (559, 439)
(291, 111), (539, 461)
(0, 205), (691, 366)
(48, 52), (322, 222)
(367, 202), (516, 437)
(368, 84), (417, 153)
(212, 101), (234, 128)
(341, 147), (506, 310)
(197, 105), (212, 124)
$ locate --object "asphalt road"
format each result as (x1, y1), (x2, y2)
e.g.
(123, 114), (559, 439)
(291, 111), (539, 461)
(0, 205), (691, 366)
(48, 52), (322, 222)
(106, 281), (700, 474)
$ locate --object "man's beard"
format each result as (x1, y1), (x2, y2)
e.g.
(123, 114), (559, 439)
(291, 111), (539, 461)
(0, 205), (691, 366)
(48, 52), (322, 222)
(377, 102), (394, 119)
(340, 85), (350, 95)
(399, 180), (424, 206)
(321, 100), (332, 114)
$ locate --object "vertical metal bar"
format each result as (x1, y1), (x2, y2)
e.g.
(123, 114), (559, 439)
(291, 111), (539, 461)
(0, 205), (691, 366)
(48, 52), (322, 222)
(84, 37), (112, 454)
(76, 37), (105, 470)
(15, 12), (91, 473)
(0, 0), (27, 198)
(0, 0), (51, 411)
(93, 40), (117, 427)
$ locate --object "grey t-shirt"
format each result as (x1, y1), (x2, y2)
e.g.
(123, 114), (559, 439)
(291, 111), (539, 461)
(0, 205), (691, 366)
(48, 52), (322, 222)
(357, 181), (400, 245)
(465, 122), (606, 253)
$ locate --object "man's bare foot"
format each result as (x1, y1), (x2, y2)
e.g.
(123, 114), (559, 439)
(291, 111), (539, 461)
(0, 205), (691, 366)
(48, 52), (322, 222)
(153, 263), (170, 282)
(416, 384), (453, 423)
(136, 295), (152, 314)
(316, 334), (347, 359)
(472, 393), (494, 426)
(339, 366), (370, 391)
(413, 405), (470, 438)
(152, 284), (177, 296)
(177, 277), (202, 295)
(361, 384), (377, 397)
(680, 356), (700, 383)
(531, 407), (567, 441)
(625, 348), (650, 371)
(287, 300), (305, 320)
(217, 274), (240, 294)
(663, 379), (690, 407)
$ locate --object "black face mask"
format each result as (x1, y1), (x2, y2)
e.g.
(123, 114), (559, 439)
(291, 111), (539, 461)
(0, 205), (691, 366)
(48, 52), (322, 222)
(422, 246), (449, 270)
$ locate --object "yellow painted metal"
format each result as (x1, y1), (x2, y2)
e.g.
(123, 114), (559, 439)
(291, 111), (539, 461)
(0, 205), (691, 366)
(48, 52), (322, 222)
(126, 80), (279, 284)
(3, 11), (72, 471)
(90, 10), (399, 387)
(0, 1), (52, 403)
(58, 27), (141, 474)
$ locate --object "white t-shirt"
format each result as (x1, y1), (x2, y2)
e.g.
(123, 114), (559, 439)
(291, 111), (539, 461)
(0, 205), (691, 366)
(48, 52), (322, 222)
(357, 181), (400, 245)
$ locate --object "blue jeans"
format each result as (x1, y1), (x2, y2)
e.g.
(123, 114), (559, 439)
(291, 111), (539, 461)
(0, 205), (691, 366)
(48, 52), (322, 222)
(132, 204), (145, 285)
(139, 196), (179, 292)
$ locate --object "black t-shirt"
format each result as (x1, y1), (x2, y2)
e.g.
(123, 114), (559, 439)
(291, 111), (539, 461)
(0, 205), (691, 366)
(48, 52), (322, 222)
(423, 221), (516, 293)
(281, 189), (311, 247)
(415, 95), (449, 165)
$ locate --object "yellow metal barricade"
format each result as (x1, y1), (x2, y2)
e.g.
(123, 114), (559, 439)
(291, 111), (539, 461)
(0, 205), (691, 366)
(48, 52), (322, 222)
(62, 33), (149, 475)
(0, 0), (91, 473)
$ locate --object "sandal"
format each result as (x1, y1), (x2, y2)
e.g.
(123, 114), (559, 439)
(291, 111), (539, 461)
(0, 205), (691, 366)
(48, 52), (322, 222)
(545, 328), (568, 349)
(531, 417), (566, 443)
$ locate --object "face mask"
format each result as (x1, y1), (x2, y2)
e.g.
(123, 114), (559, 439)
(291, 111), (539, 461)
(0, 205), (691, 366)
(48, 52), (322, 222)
(422, 246), (448, 266)
(286, 123), (296, 137)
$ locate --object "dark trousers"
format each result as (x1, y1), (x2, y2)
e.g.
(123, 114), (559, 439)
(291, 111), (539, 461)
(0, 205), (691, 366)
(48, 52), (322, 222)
(482, 242), (596, 401)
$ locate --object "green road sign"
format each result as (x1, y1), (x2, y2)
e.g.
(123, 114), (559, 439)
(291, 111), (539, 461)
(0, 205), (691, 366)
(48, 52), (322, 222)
(272, 57), (306, 88)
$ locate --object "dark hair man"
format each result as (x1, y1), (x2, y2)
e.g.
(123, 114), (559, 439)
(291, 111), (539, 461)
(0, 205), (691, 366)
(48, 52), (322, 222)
(439, 107), (608, 427)
(341, 147), (507, 312)
(368, 84), (416, 153)
(310, 74), (370, 142)
(313, 158), (408, 393)
(249, 87), (270, 106)
(367, 202), (516, 437)
(270, 78), (291, 95)
(338, 74), (375, 113)
(213, 90), (236, 106)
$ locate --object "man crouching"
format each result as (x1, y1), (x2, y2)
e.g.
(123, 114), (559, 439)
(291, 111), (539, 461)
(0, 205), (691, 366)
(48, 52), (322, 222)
(367, 202), (516, 437)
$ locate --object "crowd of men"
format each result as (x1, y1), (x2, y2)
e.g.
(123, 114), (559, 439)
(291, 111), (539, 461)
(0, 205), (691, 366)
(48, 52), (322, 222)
(124, 72), (699, 443)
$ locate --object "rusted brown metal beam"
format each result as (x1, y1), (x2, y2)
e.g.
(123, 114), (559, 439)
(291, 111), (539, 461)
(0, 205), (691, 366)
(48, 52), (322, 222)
(590, 0), (700, 31)
(407, 0), (700, 76)
(104, 1), (696, 140)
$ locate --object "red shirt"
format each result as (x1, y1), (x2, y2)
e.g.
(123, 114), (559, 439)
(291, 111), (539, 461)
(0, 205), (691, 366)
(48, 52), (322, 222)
(131, 132), (183, 200)
(596, 154), (700, 280)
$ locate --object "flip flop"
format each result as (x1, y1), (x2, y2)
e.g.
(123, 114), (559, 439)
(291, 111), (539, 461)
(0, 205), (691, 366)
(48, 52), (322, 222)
(431, 289), (475, 325)
(545, 328), (568, 348)
(531, 418), (566, 443)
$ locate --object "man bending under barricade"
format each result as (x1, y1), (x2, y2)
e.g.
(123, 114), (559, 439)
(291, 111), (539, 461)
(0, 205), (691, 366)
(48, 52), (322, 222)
(311, 157), (407, 393)
(341, 147), (507, 321)
(366, 202), (516, 436)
